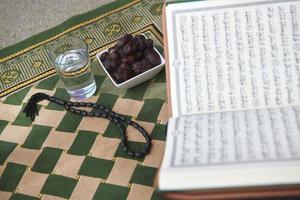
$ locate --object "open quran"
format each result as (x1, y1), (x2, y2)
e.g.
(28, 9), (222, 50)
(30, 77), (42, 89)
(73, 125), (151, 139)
(159, 0), (300, 199)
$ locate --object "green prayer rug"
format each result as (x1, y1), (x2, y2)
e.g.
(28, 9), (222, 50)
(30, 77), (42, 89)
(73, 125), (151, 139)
(0, 1), (168, 199)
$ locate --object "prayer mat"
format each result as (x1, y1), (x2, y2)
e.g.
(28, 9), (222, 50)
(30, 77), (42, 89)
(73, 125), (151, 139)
(0, 0), (168, 199)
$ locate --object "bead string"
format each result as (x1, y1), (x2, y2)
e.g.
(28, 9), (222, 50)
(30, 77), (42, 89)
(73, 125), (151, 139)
(25, 94), (152, 158)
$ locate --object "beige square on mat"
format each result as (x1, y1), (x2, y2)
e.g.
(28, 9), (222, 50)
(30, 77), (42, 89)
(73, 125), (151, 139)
(106, 158), (137, 186)
(41, 195), (65, 200)
(23, 88), (55, 106)
(77, 117), (109, 133)
(157, 103), (169, 124)
(0, 104), (22, 122)
(127, 184), (154, 200)
(70, 96), (98, 103)
(54, 153), (85, 178)
(112, 98), (143, 117)
(70, 176), (100, 200)
(0, 191), (12, 200)
(90, 136), (120, 160)
(33, 108), (65, 127)
(143, 140), (165, 168)
(0, 125), (31, 144)
(7, 147), (41, 167)
(43, 130), (76, 150)
(0, 164), (6, 176)
(18, 170), (48, 197)
(126, 120), (155, 142)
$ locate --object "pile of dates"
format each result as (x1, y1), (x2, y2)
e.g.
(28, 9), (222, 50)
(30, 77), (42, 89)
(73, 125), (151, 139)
(100, 34), (161, 83)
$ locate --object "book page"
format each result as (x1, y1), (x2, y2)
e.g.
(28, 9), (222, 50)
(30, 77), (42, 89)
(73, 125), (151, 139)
(166, 0), (300, 117)
(162, 106), (300, 168)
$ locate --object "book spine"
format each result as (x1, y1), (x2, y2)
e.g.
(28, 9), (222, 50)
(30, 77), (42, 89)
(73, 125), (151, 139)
(162, 2), (173, 117)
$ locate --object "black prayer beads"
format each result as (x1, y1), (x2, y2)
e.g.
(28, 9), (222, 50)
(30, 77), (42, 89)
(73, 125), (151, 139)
(24, 93), (152, 158)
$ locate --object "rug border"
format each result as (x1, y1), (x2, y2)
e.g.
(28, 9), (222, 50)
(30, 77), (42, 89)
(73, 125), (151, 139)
(0, 24), (163, 98)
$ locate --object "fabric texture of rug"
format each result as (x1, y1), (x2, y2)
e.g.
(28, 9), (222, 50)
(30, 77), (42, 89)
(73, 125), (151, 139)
(0, 0), (167, 199)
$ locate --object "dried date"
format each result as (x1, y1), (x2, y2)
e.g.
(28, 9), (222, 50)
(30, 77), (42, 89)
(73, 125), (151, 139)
(144, 48), (160, 66)
(100, 34), (161, 84)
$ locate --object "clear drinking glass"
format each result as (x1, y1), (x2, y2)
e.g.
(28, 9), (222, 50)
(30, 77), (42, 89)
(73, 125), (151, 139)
(49, 36), (96, 99)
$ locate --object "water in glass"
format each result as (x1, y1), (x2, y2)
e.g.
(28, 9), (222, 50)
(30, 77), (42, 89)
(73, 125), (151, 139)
(50, 37), (96, 99)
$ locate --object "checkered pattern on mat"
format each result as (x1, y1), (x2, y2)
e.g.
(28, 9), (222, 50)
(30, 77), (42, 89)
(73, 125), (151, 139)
(0, 52), (168, 200)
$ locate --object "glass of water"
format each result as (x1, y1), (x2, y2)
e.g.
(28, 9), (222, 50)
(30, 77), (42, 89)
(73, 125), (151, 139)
(49, 36), (96, 99)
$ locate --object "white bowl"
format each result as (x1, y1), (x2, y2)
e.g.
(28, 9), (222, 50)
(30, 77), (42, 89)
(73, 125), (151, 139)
(96, 45), (165, 89)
